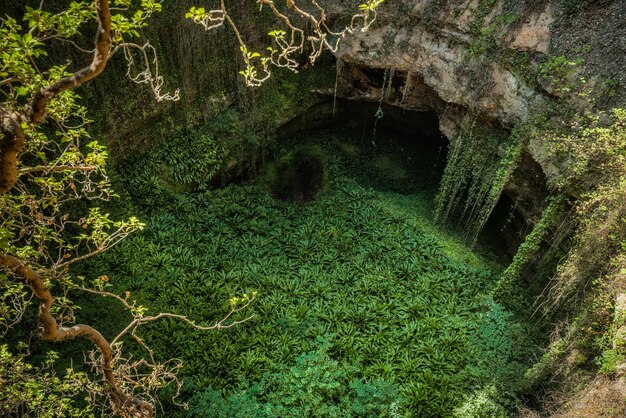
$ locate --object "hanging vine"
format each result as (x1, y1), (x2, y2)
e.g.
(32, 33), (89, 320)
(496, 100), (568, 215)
(435, 112), (497, 227)
(492, 195), (567, 302)
(401, 71), (412, 106)
(435, 111), (525, 243)
(465, 124), (526, 242)
(332, 58), (344, 118)
(373, 68), (393, 142)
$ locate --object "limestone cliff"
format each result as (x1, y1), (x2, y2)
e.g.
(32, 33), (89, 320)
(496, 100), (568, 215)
(321, 0), (625, 224)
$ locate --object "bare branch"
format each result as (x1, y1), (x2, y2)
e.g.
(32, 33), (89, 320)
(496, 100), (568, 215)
(74, 285), (256, 349)
(69, 284), (255, 411)
(118, 42), (180, 102)
(188, 0), (384, 87)
(18, 165), (98, 175)
(51, 224), (136, 272)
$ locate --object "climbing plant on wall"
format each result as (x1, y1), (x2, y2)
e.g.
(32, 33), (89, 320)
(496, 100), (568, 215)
(493, 195), (567, 304)
(434, 112), (523, 243)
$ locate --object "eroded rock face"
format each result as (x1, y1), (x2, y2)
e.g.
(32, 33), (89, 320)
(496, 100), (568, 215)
(305, 0), (626, 231)
(508, 4), (553, 53)
(332, 0), (545, 126)
(323, 0), (558, 225)
(327, 0), (626, 183)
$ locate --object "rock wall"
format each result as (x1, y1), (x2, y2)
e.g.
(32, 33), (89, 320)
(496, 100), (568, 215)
(331, 0), (626, 120)
(81, 0), (625, 225)
(322, 0), (625, 224)
(331, 0), (547, 124)
(326, 0), (544, 223)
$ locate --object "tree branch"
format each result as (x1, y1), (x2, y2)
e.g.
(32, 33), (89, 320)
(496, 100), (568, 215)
(28, 0), (112, 124)
(0, 254), (154, 417)
(188, 0), (384, 87)
(18, 165), (98, 175)
(0, 0), (111, 195)
(76, 285), (255, 356)
(0, 105), (25, 194)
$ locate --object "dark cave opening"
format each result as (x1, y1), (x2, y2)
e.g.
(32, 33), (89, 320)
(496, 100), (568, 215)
(268, 146), (327, 203)
(278, 99), (447, 191)
(277, 98), (531, 258)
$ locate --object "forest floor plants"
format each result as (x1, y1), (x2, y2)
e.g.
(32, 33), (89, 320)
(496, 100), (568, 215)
(77, 128), (542, 417)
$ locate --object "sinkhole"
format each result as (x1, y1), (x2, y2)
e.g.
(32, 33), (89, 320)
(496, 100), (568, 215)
(69, 97), (547, 417)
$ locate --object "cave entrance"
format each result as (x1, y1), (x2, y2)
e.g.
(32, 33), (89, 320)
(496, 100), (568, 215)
(276, 99), (526, 259)
(278, 99), (448, 195)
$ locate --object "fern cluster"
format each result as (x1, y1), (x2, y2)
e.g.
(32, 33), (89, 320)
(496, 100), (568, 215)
(78, 128), (538, 417)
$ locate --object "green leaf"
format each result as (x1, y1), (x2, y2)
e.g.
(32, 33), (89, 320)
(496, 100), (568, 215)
(15, 86), (29, 96)
(0, 227), (13, 250)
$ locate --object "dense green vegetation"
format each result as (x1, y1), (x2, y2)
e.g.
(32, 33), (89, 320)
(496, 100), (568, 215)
(4, 0), (626, 416)
(75, 128), (538, 416)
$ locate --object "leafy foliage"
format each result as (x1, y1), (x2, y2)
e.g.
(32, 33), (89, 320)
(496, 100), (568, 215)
(188, 339), (401, 417)
(538, 55), (584, 97)
(453, 385), (507, 418)
(0, 344), (92, 417)
(597, 349), (625, 375)
(79, 128), (536, 416)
